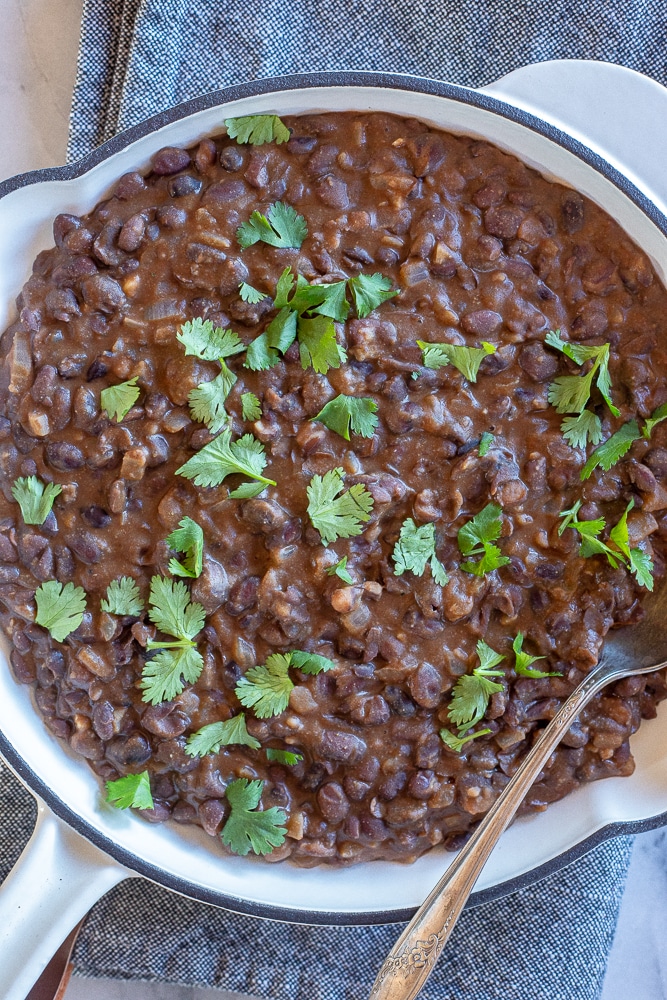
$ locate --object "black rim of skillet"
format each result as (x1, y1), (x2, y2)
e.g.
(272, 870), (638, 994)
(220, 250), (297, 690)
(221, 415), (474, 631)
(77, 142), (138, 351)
(1, 69), (667, 926)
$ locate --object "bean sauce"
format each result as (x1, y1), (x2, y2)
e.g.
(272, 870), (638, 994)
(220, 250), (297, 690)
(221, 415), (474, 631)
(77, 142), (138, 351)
(1, 112), (667, 865)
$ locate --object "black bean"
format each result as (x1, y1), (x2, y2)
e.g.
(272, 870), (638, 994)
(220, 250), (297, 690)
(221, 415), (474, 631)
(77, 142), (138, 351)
(114, 172), (146, 199)
(317, 730), (367, 762)
(45, 441), (84, 471)
(169, 174), (203, 198)
(408, 664), (443, 708)
(219, 147), (244, 172)
(80, 505), (112, 528)
(561, 191), (585, 233)
(203, 179), (247, 206)
(45, 287), (80, 322)
(107, 733), (152, 768)
(81, 274), (127, 313)
(86, 357), (109, 381)
(317, 783), (350, 824)
(152, 147), (191, 175)
(157, 205), (187, 229)
(117, 214), (147, 252)
(384, 685), (417, 717)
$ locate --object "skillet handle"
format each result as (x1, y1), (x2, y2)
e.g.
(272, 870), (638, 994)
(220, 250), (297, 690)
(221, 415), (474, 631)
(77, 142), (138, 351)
(0, 800), (128, 999)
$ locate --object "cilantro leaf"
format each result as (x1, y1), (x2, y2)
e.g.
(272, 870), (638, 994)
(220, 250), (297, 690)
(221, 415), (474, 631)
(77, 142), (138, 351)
(417, 340), (496, 382)
(327, 556), (354, 584)
(348, 273), (398, 318)
(447, 640), (505, 730)
(289, 650), (337, 675)
(558, 500), (653, 588)
(512, 633), (559, 678)
(228, 481), (269, 499)
(457, 503), (509, 576)
(221, 778), (287, 856)
(643, 402), (667, 439)
(11, 476), (61, 525)
(306, 467), (374, 546)
(235, 650), (335, 719)
(101, 377), (140, 422)
(241, 392), (262, 421)
(188, 366), (236, 433)
(266, 748), (303, 765)
(630, 548), (655, 591)
(176, 429), (276, 490)
(100, 577), (144, 616)
(185, 713), (260, 757)
(392, 518), (448, 586)
(235, 653), (294, 719)
(105, 771), (153, 810)
(561, 410), (603, 449)
(166, 516), (204, 579)
(478, 432), (494, 457)
(141, 645), (204, 705)
(580, 420), (641, 480)
(225, 114), (290, 146)
(239, 282), (267, 304)
(609, 500), (655, 591)
(313, 394), (378, 440)
(291, 279), (350, 322)
(545, 331), (620, 443)
(440, 727), (492, 753)
(146, 576), (205, 642)
(237, 201), (307, 250)
(245, 307), (298, 371)
(35, 581), (87, 642)
(177, 320), (244, 362)
(298, 314), (346, 374)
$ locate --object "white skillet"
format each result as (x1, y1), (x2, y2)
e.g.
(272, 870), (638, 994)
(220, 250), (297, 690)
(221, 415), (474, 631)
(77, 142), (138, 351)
(0, 60), (666, 1000)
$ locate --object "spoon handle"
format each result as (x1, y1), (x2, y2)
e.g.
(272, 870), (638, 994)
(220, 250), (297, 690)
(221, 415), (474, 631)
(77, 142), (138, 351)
(369, 661), (621, 1000)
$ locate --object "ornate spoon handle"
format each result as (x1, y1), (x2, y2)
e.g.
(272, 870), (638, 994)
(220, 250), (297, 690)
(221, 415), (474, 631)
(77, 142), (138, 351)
(369, 659), (626, 1000)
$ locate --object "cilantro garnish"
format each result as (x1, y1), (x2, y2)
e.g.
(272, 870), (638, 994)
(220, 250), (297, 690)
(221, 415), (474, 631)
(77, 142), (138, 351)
(298, 314), (344, 374)
(478, 432), (494, 457)
(176, 429), (276, 497)
(266, 748), (303, 765)
(392, 518), (448, 586)
(580, 420), (641, 480)
(166, 516), (204, 579)
(643, 402), (667, 438)
(440, 728), (492, 753)
(512, 633), (560, 678)
(545, 330), (619, 447)
(177, 320), (245, 433)
(100, 577), (144, 616)
(239, 282), (267, 304)
(35, 581), (87, 642)
(177, 320), (244, 362)
(417, 340), (496, 382)
(347, 273), (398, 317)
(241, 391), (262, 421)
(457, 503), (509, 576)
(313, 394), (378, 440)
(245, 307), (298, 371)
(235, 650), (335, 719)
(245, 268), (394, 374)
(11, 476), (61, 525)
(101, 377), (140, 422)
(558, 499), (654, 590)
(105, 771), (154, 810)
(237, 201), (308, 250)
(141, 577), (205, 704)
(225, 114), (290, 146)
(221, 778), (287, 857)
(185, 713), (260, 757)
(187, 371), (232, 434)
(327, 556), (354, 585)
(441, 641), (505, 751)
(306, 467), (374, 546)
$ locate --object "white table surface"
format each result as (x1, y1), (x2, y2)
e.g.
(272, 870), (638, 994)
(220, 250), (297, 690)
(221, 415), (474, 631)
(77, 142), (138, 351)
(0, 1), (665, 998)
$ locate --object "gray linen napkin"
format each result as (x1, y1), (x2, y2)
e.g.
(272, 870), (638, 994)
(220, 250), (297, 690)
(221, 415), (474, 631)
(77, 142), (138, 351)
(7, 0), (657, 995)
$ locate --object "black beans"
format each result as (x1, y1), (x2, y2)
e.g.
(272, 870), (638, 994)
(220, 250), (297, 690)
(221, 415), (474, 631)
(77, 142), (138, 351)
(81, 274), (127, 313)
(45, 441), (84, 471)
(152, 147), (191, 175)
(169, 174), (203, 198)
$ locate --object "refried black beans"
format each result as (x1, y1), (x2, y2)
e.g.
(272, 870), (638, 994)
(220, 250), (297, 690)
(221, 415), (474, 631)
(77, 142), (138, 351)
(1, 111), (667, 865)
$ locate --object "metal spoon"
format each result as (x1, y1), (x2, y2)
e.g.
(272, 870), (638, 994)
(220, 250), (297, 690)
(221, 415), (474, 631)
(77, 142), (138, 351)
(369, 575), (667, 1000)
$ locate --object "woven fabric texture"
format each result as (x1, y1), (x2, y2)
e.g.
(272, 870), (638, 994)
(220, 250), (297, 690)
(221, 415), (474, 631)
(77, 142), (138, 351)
(3, 0), (656, 995)
(67, 0), (667, 161)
